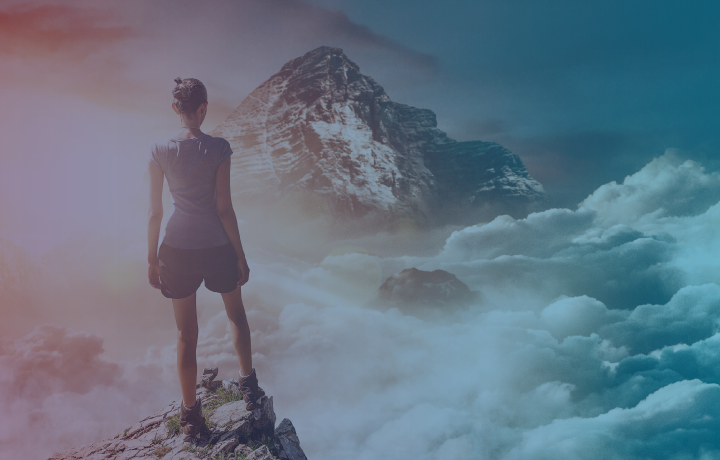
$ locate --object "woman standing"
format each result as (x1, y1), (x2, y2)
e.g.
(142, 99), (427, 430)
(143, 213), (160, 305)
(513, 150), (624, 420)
(147, 78), (264, 442)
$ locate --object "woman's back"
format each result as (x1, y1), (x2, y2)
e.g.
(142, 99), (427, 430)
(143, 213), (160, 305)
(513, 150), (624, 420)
(150, 134), (233, 249)
(148, 77), (261, 443)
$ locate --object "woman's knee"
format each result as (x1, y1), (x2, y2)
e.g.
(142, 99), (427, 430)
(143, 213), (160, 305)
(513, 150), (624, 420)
(176, 327), (198, 346)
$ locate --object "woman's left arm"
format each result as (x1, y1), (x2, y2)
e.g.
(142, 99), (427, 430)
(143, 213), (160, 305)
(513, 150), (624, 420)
(147, 162), (164, 289)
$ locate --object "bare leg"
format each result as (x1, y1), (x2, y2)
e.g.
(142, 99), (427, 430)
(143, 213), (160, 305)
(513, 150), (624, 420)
(221, 286), (253, 377)
(172, 292), (198, 407)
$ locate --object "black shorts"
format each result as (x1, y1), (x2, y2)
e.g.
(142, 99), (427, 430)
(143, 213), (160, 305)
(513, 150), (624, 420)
(158, 242), (239, 299)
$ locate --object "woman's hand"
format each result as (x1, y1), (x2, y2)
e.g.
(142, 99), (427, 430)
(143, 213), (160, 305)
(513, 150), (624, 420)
(237, 258), (250, 286)
(148, 262), (162, 289)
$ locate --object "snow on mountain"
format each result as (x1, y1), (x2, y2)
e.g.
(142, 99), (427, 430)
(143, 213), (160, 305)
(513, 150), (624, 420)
(211, 46), (544, 226)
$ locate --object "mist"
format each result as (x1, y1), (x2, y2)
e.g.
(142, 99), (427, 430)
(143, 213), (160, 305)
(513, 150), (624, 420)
(4, 150), (720, 459)
(2, 1), (719, 458)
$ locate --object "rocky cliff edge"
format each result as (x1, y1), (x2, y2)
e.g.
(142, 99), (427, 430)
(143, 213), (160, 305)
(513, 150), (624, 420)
(49, 369), (307, 460)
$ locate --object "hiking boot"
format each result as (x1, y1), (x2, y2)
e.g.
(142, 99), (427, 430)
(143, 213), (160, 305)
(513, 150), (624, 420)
(239, 368), (265, 411)
(179, 398), (207, 442)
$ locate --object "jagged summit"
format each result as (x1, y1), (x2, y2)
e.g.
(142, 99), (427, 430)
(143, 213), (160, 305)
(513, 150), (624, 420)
(212, 46), (544, 226)
(277, 46), (371, 85)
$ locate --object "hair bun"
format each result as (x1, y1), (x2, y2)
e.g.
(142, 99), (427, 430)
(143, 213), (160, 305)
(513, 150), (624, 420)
(173, 87), (190, 100)
(171, 77), (208, 113)
(172, 78), (190, 101)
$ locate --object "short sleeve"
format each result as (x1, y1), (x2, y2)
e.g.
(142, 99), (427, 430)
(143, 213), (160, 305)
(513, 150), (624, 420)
(149, 143), (163, 170)
(217, 139), (233, 167)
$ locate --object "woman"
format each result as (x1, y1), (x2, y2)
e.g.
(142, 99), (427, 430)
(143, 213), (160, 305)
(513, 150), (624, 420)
(147, 77), (264, 442)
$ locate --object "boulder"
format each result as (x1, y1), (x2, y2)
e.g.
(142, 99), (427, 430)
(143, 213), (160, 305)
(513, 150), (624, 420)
(276, 418), (308, 460)
(246, 445), (273, 460)
(371, 267), (483, 319)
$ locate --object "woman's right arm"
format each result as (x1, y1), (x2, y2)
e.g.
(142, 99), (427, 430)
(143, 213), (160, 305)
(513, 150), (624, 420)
(147, 162), (164, 289)
(216, 157), (250, 286)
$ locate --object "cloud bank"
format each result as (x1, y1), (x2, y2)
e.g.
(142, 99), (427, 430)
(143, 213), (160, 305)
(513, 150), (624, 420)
(5, 151), (720, 459)
(0, 326), (171, 459)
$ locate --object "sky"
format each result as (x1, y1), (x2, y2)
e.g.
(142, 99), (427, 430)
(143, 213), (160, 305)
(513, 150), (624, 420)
(2, 0), (719, 254)
(2, 1), (720, 459)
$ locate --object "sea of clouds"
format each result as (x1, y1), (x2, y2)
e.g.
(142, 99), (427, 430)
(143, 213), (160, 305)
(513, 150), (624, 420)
(4, 150), (720, 459)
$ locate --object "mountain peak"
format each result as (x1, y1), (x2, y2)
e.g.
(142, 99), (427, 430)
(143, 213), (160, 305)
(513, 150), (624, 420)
(303, 45), (346, 59)
(211, 48), (544, 227)
(279, 45), (357, 77)
(295, 46), (348, 64)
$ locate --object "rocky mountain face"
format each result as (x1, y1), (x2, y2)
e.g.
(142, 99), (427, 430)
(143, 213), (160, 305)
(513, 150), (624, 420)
(49, 368), (307, 460)
(211, 46), (544, 227)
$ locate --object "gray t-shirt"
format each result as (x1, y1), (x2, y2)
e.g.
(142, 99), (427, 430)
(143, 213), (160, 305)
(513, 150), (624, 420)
(149, 134), (233, 249)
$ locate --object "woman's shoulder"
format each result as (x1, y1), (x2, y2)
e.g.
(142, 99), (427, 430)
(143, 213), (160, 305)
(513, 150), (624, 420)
(203, 134), (231, 147)
(150, 134), (230, 152)
(203, 135), (232, 156)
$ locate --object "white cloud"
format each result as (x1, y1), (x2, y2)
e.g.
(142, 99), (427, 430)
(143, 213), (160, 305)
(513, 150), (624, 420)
(5, 151), (720, 459)
(504, 380), (720, 460)
(541, 296), (626, 340)
(579, 150), (720, 227)
(0, 326), (171, 459)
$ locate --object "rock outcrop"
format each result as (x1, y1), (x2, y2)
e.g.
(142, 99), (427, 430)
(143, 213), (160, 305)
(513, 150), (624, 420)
(211, 46), (544, 228)
(49, 369), (307, 460)
(370, 267), (482, 319)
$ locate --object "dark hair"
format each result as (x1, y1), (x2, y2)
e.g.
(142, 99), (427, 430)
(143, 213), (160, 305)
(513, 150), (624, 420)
(172, 77), (208, 114)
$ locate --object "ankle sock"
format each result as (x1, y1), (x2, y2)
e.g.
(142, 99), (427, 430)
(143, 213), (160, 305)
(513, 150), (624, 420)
(239, 368), (253, 378)
(183, 400), (198, 410)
